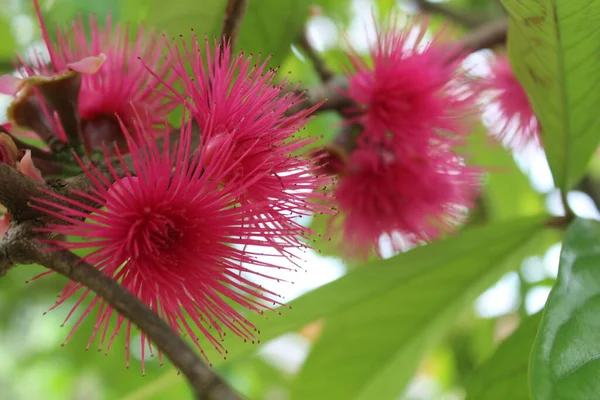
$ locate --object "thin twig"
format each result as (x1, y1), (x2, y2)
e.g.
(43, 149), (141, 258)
(457, 18), (507, 54)
(296, 29), (334, 82)
(221, 0), (248, 48)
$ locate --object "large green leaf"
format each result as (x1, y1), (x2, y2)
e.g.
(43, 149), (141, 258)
(146, 0), (308, 68)
(145, 0), (224, 40)
(466, 126), (544, 221)
(466, 312), (542, 400)
(501, 0), (600, 190)
(122, 216), (549, 398)
(238, 0), (309, 65)
(530, 218), (600, 399)
(287, 216), (547, 400)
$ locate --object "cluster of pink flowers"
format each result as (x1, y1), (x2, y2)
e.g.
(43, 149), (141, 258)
(0, 0), (328, 371)
(331, 19), (482, 256)
(0, 0), (540, 371)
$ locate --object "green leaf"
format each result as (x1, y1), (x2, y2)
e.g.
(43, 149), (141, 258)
(238, 0), (309, 66)
(530, 218), (600, 399)
(465, 126), (544, 220)
(501, 0), (600, 190)
(465, 312), (542, 400)
(123, 216), (549, 398)
(289, 216), (547, 400)
(377, 0), (397, 15)
(145, 0), (224, 40)
(0, 15), (16, 69)
(146, 0), (309, 68)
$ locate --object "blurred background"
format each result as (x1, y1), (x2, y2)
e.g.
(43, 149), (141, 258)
(0, 0), (596, 399)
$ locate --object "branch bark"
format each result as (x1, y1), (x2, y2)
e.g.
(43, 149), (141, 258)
(457, 18), (507, 54)
(221, 0), (248, 48)
(29, 247), (241, 400)
(0, 163), (46, 221)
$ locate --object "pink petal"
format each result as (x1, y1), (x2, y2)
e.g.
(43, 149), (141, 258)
(17, 150), (45, 183)
(0, 75), (24, 96)
(0, 213), (8, 238)
(66, 54), (107, 74)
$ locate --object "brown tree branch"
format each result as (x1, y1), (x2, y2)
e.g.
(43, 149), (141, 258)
(28, 247), (242, 400)
(0, 163), (47, 221)
(457, 18), (507, 54)
(221, 0), (248, 48)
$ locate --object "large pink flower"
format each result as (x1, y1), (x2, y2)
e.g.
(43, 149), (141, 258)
(157, 38), (331, 249)
(335, 144), (480, 256)
(344, 17), (475, 152)
(4, 0), (175, 152)
(32, 115), (311, 371)
(478, 54), (539, 150)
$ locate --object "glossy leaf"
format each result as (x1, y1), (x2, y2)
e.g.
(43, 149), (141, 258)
(501, 0), (600, 190)
(465, 312), (542, 400)
(289, 216), (547, 400)
(465, 126), (545, 220)
(530, 218), (600, 399)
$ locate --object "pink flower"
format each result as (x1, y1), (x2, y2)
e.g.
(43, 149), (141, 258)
(330, 16), (481, 256)
(158, 38), (330, 248)
(6, 0), (175, 152)
(31, 115), (310, 372)
(0, 212), (8, 238)
(343, 17), (474, 152)
(0, 131), (45, 183)
(335, 144), (480, 256)
(17, 150), (45, 183)
(478, 54), (539, 150)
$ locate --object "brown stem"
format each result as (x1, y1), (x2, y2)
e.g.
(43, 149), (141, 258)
(28, 247), (241, 400)
(221, 0), (248, 48)
(0, 163), (47, 221)
(457, 18), (507, 54)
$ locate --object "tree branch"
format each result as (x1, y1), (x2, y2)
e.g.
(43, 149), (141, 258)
(0, 163), (46, 221)
(28, 247), (241, 400)
(457, 18), (507, 54)
(221, 0), (248, 48)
